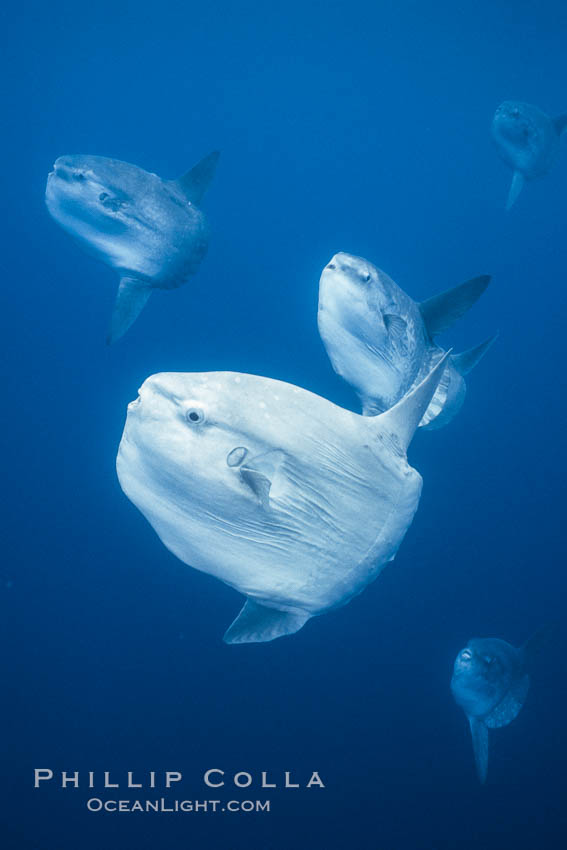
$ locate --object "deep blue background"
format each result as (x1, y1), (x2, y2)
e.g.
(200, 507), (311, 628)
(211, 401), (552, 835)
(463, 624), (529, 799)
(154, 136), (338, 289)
(2, 1), (566, 847)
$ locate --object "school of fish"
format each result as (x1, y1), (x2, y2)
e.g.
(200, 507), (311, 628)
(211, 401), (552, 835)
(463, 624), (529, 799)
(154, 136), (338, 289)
(45, 96), (561, 782)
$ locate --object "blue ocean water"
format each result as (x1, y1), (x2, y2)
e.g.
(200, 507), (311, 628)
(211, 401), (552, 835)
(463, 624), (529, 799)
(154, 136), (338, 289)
(2, 1), (567, 847)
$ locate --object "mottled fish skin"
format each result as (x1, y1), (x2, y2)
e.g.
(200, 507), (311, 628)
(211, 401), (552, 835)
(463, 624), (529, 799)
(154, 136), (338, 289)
(451, 638), (530, 783)
(492, 101), (561, 179)
(491, 101), (565, 208)
(45, 152), (218, 340)
(318, 253), (489, 429)
(116, 358), (447, 643)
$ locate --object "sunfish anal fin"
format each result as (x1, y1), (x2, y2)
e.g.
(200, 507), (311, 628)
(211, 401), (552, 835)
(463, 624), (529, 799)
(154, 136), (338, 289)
(468, 716), (489, 784)
(419, 275), (491, 337)
(172, 151), (220, 205)
(223, 599), (310, 644)
(107, 277), (152, 344)
(239, 450), (285, 509)
(451, 333), (498, 376)
(506, 171), (525, 211)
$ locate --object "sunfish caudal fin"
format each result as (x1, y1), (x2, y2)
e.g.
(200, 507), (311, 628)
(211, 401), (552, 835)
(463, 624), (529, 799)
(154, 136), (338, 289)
(223, 599), (310, 645)
(107, 277), (153, 344)
(469, 716), (489, 783)
(451, 333), (498, 376)
(419, 275), (492, 337)
(370, 350), (451, 453)
(171, 151), (220, 205)
(506, 171), (525, 211)
(554, 114), (567, 135)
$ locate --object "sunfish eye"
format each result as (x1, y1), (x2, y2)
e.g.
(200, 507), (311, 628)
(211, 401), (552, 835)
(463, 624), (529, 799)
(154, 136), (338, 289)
(74, 171), (87, 181)
(227, 446), (248, 467)
(363, 273), (371, 282)
(186, 407), (205, 424)
(99, 192), (109, 201)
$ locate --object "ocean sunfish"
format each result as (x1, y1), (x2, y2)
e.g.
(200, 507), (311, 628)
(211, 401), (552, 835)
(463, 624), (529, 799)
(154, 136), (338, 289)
(116, 355), (449, 644)
(45, 151), (219, 342)
(492, 101), (566, 209)
(318, 253), (495, 428)
(451, 634), (544, 782)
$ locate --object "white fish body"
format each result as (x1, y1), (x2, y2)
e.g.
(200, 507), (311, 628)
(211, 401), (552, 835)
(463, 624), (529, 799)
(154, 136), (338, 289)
(491, 101), (566, 208)
(45, 151), (219, 342)
(318, 253), (494, 428)
(117, 358), (447, 643)
(451, 637), (533, 783)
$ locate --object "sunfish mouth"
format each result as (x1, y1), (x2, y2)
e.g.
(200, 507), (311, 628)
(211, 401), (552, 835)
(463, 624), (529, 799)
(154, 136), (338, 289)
(50, 159), (92, 184)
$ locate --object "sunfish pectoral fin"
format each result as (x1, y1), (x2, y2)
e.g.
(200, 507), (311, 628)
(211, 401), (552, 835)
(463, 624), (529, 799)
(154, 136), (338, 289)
(383, 314), (407, 340)
(468, 716), (489, 784)
(451, 333), (498, 376)
(107, 277), (153, 344)
(506, 171), (525, 211)
(172, 150), (220, 205)
(239, 450), (285, 509)
(371, 350), (451, 452)
(223, 599), (311, 644)
(419, 275), (492, 337)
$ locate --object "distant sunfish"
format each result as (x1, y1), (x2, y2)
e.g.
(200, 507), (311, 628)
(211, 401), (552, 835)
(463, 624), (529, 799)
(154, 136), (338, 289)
(318, 253), (495, 428)
(451, 634), (544, 782)
(492, 101), (566, 209)
(116, 355), (448, 644)
(45, 151), (219, 342)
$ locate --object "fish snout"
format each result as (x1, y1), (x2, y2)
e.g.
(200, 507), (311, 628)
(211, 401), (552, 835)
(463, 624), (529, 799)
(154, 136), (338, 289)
(138, 373), (196, 413)
(140, 373), (177, 401)
(52, 157), (90, 184)
(325, 252), (373, 287)
(455, 648), (475, 672)
(127, 376), (173, 422)
(325, 252), (354, 273)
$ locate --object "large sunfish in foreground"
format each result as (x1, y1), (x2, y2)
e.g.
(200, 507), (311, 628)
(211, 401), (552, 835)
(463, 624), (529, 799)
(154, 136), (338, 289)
(318, 253), (495, 428)
(492, 101), (566, 209)
(116, 356), (448, 644)
(451, 634), (545, 783)
(45, 151), (219, 342)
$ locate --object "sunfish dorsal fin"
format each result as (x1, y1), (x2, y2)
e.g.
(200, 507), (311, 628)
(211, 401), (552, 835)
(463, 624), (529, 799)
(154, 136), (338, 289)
(371, 351), (450, 452)
(468, 716), (489, 783)
(506, 171), (525, 211)
(419, 275), (491, 337)
(223, 599), (310, 644)
(521, 623), (556, 673)
(554, 114), (567, 135)
(107, 277), (152, 344)
(451, 333), (498, 376)
(172, 151), (220, 204)
(239, 450), (285, 508)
